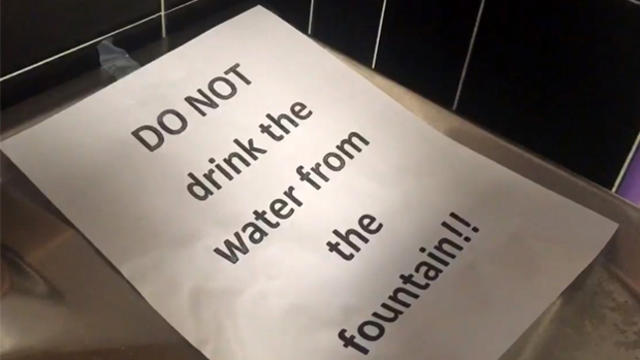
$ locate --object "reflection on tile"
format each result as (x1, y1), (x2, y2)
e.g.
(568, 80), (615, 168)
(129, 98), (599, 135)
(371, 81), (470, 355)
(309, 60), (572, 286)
(617, 145), (640, 205)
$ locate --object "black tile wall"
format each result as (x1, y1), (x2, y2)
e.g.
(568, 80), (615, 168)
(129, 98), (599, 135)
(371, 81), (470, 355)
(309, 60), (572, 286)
(311, 0), (384, 65)
(0, 45), (100, 110)
(375, 0), (482, 107)
(1, 16), (162, 109)
(455, 0), (640, 188)
(1, 17), (162, 109)
(1, 0), (159, 76)
(2, 0), (638, 188)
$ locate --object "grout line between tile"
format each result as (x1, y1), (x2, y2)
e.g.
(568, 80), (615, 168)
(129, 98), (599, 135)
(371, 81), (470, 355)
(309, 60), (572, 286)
(612, 131), (640, 192)
(371, 0), (388, 69)
(165, 0), (201, 15)
(161, 0), (167, 38)
(452, 0), (485, 111)
(307, 0), (315, 35)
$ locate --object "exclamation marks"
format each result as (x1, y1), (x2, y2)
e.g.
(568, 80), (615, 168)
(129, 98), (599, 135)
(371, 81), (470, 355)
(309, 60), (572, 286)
(441, 212), (479, 243)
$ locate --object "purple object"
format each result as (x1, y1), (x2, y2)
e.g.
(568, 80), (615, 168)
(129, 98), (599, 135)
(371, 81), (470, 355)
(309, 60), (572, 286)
(617, 145), (640, 205)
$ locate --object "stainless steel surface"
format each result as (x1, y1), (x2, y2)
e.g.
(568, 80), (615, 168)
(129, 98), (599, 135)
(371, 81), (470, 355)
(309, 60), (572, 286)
(1, 41), (639, 359)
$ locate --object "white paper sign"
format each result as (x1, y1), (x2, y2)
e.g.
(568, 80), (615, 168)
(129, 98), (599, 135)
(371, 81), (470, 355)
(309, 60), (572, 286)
(2, 7), (617, 360)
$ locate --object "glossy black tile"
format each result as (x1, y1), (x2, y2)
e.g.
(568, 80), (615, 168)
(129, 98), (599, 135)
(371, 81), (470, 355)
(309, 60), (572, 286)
(456, 0), (640, 188)
(262, 0), (310, 31)
(375, 0), (482, 108)
(166, 0), (308, 32)
(166, 0), (196, 10)
(164, 0), (256, 47)
(311, 0), (384, 65)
